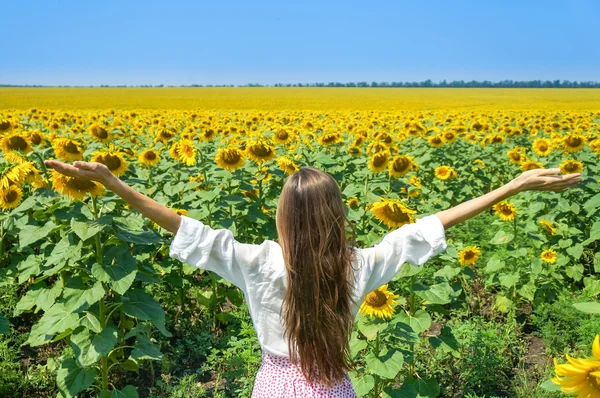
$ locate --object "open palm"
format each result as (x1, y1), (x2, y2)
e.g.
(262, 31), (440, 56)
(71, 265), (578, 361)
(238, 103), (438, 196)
(44, 160), (114, 185)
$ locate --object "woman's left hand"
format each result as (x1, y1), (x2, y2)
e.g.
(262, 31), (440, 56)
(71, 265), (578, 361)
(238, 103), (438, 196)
(44, 160), (116, 186)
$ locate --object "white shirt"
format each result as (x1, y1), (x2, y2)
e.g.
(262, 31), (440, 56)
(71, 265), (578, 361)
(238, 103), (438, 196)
(169, 213), (447, 357)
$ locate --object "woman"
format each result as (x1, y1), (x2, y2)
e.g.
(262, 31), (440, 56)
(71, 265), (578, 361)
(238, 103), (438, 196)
(44, 159), (582, 397)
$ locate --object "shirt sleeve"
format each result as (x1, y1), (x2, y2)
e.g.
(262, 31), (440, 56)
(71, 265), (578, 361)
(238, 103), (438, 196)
(355, 213), (447, 297)
(168, 215), (270, 293)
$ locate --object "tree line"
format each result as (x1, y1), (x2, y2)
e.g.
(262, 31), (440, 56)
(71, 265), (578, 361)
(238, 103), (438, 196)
(1, 80), (600, 88)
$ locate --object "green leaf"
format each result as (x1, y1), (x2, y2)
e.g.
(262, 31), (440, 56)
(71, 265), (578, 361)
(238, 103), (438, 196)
(518, 280), (537, 301)
(566, 264), (584, 282)
(17, 254), (44, 284)
(384, 379), (419, 397)
(19, 221), (57, 247)
(116, 230), (162, 245)
(583, 193), (600, 214)
(484, 257), (506, 273)
(433, 265), (461, 280)
(396, 263), (422, 278)
(559, 238), (573, 248)
(494, 295), (513, 314)
(583, 221), (600, 246)
(122, 289), (172, 337)
(0, 314), (9, 334)
(131, 335), (163, 361)
(356, 314), (388, 340)
(71, 219), (106, 242)
(14, 281), (62, 315)
(56, 358), (96, 398)
(428, 325), (459, 354)
(94, 246), (137, 295)
(80, 312), (103, 333)
(573, 302), (600, 314)
(566, 243), (584, 260)
(499, 272), (520, 288)
(415, 378), (440, 397)
(397, 310), (431, 334)
(351, 374), (375, 397)
(540, 379), (562, 392)
(413, 283), (452, 305)
(365, 349), (404, 379)
(44, 234), (83, 276)
(489, 230), (514, 245)
(99, 385), (139, 398)
(71, 328), (102, 367)
(62, 281), (105, 313)
(28, 303), (79, 345)
(350, 332), (368, 357)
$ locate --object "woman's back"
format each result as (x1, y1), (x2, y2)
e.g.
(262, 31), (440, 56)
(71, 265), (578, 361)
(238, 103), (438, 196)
(169, 212), (447, 358)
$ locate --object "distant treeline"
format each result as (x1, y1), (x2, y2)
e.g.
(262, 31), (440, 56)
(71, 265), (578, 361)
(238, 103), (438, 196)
(1, 80), (600, 88)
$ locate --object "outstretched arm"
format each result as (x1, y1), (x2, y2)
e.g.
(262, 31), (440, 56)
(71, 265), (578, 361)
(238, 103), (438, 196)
(436, 167), (583, 230)
(44, 160), (182, 234)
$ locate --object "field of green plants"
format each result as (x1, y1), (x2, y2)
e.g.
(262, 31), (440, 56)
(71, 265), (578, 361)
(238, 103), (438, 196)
(1, 106), (600, 397)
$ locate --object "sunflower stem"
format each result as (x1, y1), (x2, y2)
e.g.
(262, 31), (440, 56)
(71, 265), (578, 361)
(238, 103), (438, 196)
(0, 220), (4, 263)
(31, 151), (48, 174)
(91, 193), (108, 391)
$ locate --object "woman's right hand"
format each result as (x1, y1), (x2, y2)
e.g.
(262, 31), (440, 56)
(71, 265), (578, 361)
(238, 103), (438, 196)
(510, 168), (584, 193)
(44, 160), (116, 186)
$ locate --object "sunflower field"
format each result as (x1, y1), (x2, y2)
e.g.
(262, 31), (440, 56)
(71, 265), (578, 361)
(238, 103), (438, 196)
(1, 96), (600, 397)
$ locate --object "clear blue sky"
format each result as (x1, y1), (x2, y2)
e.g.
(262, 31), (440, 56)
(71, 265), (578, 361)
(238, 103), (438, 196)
(2, 0), (599, 86)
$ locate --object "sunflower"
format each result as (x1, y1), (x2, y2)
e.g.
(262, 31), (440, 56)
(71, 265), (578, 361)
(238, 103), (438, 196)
(0, 119), (13, 133)
(408, 175), (422, 187)
(246, 140), (276, 164)
(532, 138), (552, 156)
(369, 198), (417, 228)
(90, 150), (129, 177)
(0, 161), (37, 189)
(551, 335), (600, 395)
(493, 201), (517, 221)
(215, 146), (245, 171)
(52, 138), (85, 161)
(26, 130), (46, 147)
(49, 170), (105, 200)
(563, 133), (586, 153)
(276, 156), (300, 175)
(359, 284), (401, 320)
(273, 128), (293, 145)
(317, 132), (343, 146)
(0, 185), (23, 210)
(388, 155), (415, 178)
(507, 148), (525, 165)
(155, 128), (176, 144)
(88, 123), (111, 143)
(200, 128), (216, 141)
(174, 209), (188, 216)
(434, 165), (457, 180)
(138, 149), (161, 167)
(427, 135), (444, 148)
(540, 219), (556, 235)
(347, 197), (359, 209)
(520, 160), (543, 172)
(458, 246), (481, 266)
(368, 150), (390, 173)
(472, 159), (485, 171)
(541, 249), (557, 264)
(1, 132), (32, 154)
(560, 159), (584, 174)
(169, 140), (197, 166)
(347, 146), (362, 156)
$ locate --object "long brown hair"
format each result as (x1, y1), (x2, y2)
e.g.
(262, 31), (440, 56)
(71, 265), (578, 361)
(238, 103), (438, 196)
(276, 166), (360, 388)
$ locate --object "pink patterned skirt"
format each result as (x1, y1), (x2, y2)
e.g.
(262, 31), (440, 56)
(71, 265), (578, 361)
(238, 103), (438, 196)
(251, 351), (357, 397)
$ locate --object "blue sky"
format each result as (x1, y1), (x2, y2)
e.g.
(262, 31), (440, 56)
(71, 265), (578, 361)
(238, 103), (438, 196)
(1, 0), (599, 85)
